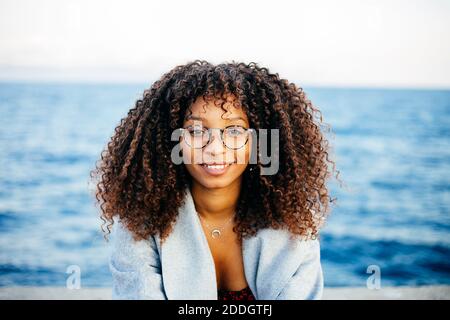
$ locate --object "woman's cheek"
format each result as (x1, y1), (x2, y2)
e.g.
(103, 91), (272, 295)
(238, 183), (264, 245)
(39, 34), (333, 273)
(239, 142), (251, 165)
(181, 145), (200, 165)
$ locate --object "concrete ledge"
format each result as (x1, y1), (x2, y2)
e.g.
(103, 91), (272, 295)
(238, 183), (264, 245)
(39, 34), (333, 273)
(322, 285), (450, 300)
(0, 286), (448, 300)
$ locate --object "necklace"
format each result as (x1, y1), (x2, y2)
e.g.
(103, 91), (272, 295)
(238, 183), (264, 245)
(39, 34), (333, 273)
(196, 211), (235, 239)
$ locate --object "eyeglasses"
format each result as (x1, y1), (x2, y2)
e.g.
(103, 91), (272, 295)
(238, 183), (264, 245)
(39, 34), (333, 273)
(180, 125), (254, 150)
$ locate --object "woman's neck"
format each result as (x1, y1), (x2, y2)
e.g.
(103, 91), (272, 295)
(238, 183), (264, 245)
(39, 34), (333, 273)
(191, 180), (241, 223)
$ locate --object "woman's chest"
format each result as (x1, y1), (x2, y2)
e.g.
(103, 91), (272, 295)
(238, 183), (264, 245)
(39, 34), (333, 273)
(203, 229), (249, 291)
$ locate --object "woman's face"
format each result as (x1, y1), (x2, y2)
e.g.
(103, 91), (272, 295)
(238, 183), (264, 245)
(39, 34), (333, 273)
(181, 95), (252, 189)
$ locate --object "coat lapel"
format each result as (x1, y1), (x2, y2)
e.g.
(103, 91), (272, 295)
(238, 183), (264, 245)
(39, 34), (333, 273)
(155, 187), (218, 299)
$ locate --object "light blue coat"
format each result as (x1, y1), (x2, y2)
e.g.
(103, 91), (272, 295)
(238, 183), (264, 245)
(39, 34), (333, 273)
(109, 187), (324, 300)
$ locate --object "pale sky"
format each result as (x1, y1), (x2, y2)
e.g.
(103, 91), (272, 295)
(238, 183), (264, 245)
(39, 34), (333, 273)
(1, 0), (449, 88)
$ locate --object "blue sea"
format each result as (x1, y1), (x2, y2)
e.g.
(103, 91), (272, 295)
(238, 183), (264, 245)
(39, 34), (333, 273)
(0, 82), (449, 288)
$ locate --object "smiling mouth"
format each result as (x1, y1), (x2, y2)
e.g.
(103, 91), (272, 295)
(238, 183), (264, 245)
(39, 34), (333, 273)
(199, 162), (236, 176)
(200, 162), (235, 169)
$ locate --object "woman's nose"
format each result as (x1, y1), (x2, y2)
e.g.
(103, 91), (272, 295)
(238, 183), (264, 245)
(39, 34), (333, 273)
(203, 129), (225, 156)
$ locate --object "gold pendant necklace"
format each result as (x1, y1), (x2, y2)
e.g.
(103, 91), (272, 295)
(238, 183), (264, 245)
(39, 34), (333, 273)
(197, 211), (235, 239)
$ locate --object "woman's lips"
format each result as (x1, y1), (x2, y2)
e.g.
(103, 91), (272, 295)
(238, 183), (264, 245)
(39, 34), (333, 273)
(199, 162), (234, 176)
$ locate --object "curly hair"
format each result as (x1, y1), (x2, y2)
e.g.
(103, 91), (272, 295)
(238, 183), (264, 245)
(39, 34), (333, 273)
(90, 60), (340, 243)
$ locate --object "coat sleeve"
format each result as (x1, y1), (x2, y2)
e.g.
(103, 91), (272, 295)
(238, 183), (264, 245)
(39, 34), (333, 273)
(109, 220), (167, 300)
(275, 239), (324, 300)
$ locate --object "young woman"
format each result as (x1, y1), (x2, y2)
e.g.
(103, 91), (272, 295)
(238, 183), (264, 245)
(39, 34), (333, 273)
(91, 60), (339, 300)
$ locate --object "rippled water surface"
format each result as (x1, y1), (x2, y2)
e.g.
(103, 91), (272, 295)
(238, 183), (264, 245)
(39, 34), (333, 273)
(0, 83), (449, 287)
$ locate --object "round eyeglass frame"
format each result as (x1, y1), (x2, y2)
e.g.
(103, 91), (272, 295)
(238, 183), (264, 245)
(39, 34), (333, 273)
(179, 126), (254, 150)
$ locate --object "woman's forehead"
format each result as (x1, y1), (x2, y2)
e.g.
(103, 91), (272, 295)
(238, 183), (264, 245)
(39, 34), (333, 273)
(185, 95), (249, 123)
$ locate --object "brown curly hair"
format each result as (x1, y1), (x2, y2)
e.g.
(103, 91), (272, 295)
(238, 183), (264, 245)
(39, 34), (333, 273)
(90, 60), (340, 243)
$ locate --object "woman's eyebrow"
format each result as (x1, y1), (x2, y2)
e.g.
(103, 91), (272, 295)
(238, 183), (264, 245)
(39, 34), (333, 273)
(185, 115), (203, 121)
(185, 115), (247, 122)
(225, 116), (247, 122)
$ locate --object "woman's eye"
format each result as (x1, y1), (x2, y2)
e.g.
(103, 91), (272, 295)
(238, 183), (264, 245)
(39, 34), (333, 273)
(189, 128), (204, 136)
(227, 127), (244, 135)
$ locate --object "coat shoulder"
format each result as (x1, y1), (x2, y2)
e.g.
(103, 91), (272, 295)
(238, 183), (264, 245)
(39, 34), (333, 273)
(255, 227), (320, 250)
